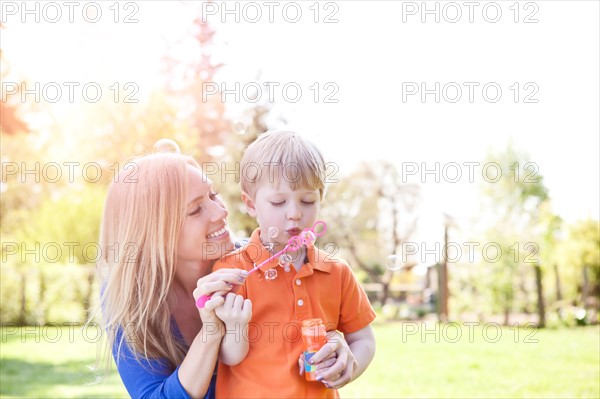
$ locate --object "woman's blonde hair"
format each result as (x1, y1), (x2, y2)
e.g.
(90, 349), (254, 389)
(96, 151), (200, 371)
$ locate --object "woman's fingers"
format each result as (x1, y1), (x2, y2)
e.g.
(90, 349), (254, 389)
(324, 359), (353, 389)
(309, 341), (337, 365)
(316, 348), (347, 381)
(197, 269), (247, 288)
(202, 295), (225, 311)
(194, 281), (232, 298)
(298, 354), (305, 375)
(315, 357), (337, 370)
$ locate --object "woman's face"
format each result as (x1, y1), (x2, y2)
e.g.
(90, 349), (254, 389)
(177, 166), (233, 266)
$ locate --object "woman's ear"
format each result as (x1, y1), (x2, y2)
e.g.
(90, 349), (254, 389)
(241, 191), (257, 217)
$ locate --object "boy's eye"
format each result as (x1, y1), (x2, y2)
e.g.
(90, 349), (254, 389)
(209, 191), (219, 200)
(301, 200), (316, 205)
(270, 201), (285, 207)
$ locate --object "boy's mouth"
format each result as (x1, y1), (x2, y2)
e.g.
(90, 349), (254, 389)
(286, 228), (302, 236)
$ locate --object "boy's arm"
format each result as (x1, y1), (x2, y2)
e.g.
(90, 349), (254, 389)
(213, 258), (251, 366)
(216, 293), (251, 366)
(311, 259), (377, 388)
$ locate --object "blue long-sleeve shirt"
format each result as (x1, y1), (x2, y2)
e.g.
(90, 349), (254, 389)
(109, 238), (247, 398)
(113, 326), (216, 399)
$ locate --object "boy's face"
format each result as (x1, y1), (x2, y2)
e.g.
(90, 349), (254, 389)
(242, 179), (321, 250)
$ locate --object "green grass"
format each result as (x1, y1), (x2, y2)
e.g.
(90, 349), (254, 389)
(1, 323), (599, 398)
(339, 321), (600, 398)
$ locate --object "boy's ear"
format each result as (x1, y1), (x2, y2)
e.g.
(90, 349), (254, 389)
(241, 191), (257, 217)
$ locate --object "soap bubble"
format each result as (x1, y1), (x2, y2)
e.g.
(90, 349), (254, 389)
(233, 121), (246, 135)
(153, 138), (181, 154)
(279, 254), (293, 268)
(385, 255), (403, 271)
(301, 230), (317, 246)
(264, 269), (278, 280)
(312, 221), (326, 235)
(287, 236), (303, 251)
(268, 227), (279, 239)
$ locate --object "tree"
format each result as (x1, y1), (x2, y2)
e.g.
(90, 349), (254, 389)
(0, 23), (28, 136)
(0, 7), (276, 324)
(479, 143), (549, 325)
(556, 219), (600, 310)
(320, 160), (420, 304)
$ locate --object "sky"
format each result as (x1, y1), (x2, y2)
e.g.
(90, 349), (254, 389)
(2, 0), (598, 240)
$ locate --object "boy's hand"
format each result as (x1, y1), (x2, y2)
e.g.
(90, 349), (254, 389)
(215, 292), (252, 330)
(193, 269), (247, 329)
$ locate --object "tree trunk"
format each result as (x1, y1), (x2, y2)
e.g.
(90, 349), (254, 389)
(380, 269), (393, 304)
(437, 263), (448, 322)
(553, 263), (562, 302)
(503, 306), (510, 326)
(85, 266), (95, 322)
(582, 265), (589, 309)
(39, 268), (47, 325)
(534, 263), (545, 328)
(18, 269), (26, 326)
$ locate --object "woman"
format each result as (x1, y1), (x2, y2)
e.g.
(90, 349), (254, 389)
(97, 144), (356, 399)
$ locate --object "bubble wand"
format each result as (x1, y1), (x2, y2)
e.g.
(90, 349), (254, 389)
(196, 221), (327, 308)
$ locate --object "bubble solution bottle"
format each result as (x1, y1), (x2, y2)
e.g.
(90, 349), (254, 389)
(301, 318), (328, 381)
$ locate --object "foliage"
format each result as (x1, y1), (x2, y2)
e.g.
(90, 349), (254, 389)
(555, 219), (600, 301)
(0, 264), (95, 325)
(0, 24), (29, 136)
(320, 160), (420, 303)
(477, 143), (550, 324)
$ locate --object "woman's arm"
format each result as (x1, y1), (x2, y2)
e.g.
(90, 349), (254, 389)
(177, 294), (226, 398)
(114, 269), (247, 399)
(341, 325), (376, 382)
(179, 269), (250, 397)
(113, 331), (201, 399)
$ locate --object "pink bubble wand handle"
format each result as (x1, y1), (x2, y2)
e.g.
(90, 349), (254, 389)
(196, 221), (326, 308)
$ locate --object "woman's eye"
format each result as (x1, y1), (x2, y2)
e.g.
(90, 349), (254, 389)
(189, 205), (202, 216)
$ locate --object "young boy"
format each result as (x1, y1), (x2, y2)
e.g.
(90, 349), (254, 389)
(213, 131), (376, 398)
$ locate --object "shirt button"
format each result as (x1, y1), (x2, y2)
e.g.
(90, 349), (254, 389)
(295, 279), (301, 285)
(297, 299), (304, 306)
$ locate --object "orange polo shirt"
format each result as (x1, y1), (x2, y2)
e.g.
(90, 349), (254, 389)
(213, 229), (376, 399)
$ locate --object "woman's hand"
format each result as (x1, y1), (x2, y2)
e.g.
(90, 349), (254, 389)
(192, 268), (248, 328)
(298, 330), (357, 389)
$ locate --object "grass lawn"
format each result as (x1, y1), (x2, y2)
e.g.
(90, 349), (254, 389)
(1, 322), (598, 398)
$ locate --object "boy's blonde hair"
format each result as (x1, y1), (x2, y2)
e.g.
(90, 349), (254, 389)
(240, 130), (326, 198)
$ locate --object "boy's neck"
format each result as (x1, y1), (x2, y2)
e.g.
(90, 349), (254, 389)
(289, 246), (306, 272)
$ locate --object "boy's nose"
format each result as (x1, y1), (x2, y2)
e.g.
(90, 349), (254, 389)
(286, 203), (302, 220)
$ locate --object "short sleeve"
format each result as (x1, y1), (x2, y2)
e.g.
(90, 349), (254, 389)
(337, 261), (377, 334)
